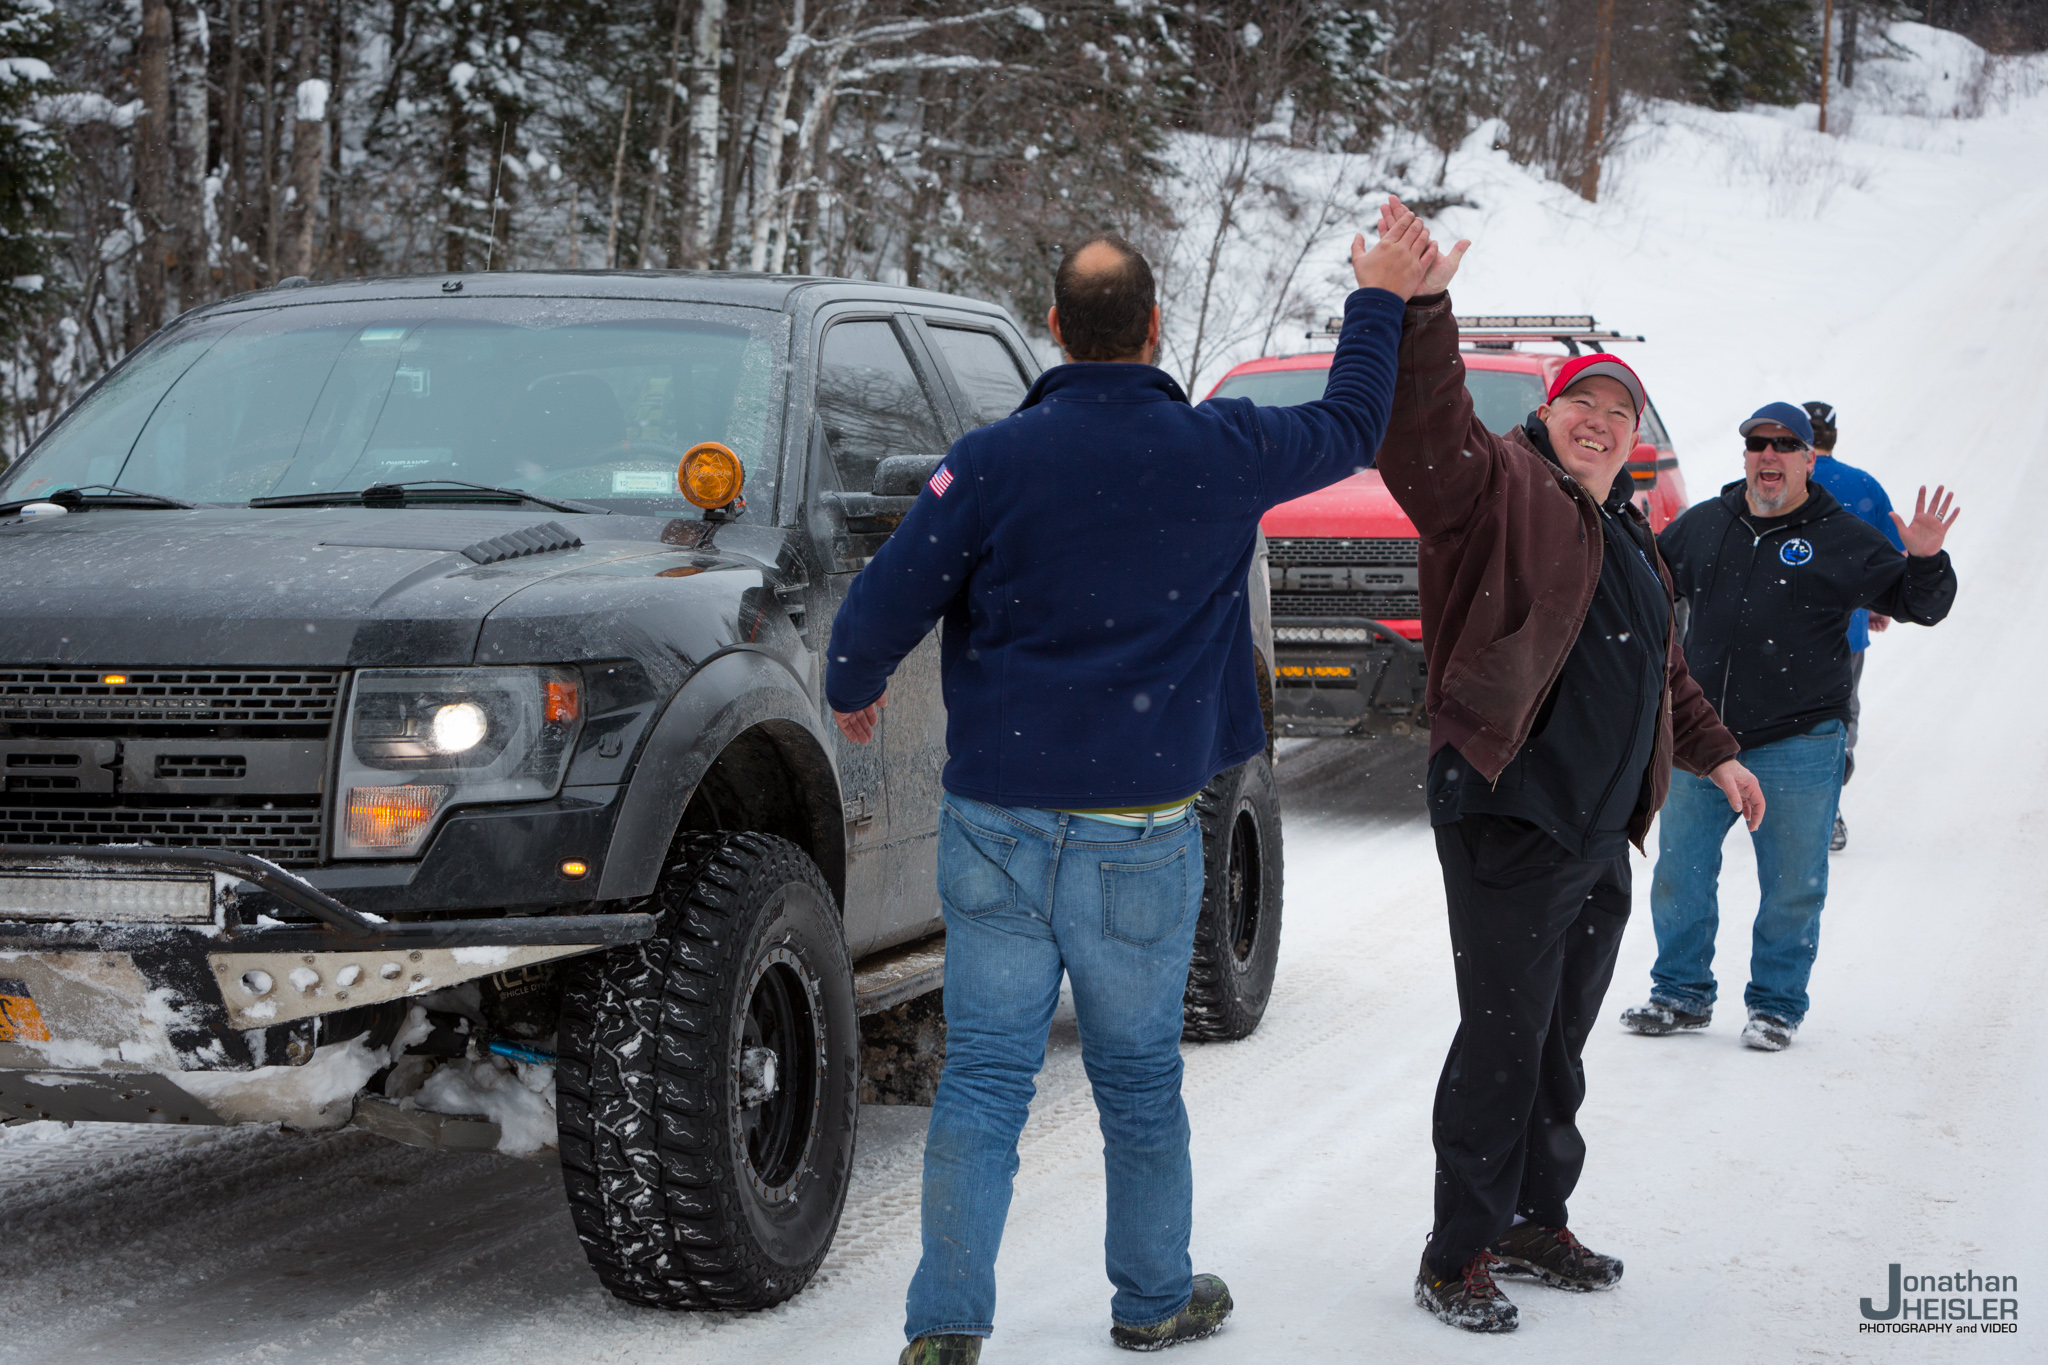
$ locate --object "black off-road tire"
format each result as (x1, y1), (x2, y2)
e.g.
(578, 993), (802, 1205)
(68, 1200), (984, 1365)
(1181, 753), (1284, 1042)
(556, 832), (858, 1310)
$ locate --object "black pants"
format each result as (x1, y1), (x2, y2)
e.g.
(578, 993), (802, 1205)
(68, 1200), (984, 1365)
(1427, 814), (1631, 1276)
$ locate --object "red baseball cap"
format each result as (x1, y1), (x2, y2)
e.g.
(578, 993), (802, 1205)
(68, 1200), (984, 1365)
(1546, 354), (1647, 419)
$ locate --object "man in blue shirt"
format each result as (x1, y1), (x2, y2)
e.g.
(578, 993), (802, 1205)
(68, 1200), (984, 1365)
(828, 211), (1442, 1363)
(1802, 401), (1903, 850)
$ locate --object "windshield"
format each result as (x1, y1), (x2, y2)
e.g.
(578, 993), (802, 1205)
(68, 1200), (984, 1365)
(0, 298), (788, 515)
(1212, 364), (1547, 438)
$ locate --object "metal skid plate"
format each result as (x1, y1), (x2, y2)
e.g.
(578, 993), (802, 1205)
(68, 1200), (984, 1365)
(350, 1095), (501, 1153)
(206, 942), (602, 1029)
(0, 1069), (222, 1125)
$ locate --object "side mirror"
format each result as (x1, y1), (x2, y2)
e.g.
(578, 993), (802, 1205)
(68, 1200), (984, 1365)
(812, 453), (947, 573)
(872, 454), (946, 496)
(1626, 441), (1659, 490)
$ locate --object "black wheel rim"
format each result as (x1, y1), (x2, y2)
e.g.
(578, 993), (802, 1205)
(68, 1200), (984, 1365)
(737, 945), (821, 1200)
(1224, 805), (1262, 968)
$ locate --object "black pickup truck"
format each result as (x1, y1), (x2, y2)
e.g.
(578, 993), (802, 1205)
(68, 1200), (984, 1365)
(0, 271), (1283, 1312)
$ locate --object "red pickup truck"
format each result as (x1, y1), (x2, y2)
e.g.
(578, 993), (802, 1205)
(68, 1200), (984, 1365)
(1209, 316), (1689, 742)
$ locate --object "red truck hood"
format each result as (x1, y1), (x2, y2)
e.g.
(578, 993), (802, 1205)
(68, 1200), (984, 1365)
(1261, 469), (1417, 540)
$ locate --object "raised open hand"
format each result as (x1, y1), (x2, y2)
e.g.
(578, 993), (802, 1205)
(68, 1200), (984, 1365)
(1890, 485), (1960, 559)
(1377, 195), (1470, 295)
(1351, 202), (1435, 299)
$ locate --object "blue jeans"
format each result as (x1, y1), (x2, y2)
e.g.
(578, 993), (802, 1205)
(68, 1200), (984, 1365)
(904, 794), (1204, 1341)
(1649, 720), (1846, 1026)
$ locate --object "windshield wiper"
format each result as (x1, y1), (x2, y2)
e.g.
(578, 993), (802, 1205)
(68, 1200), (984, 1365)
(248, 480), (609, 516)
(0, 484), (199, 516)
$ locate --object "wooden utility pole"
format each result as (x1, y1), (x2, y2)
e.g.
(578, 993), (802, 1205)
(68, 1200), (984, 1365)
(1819, 0), (1836, 132)
(1578, 0), (1617, 203)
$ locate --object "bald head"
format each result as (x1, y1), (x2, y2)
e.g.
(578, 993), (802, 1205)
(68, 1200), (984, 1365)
(1050, 233), (1159, 363)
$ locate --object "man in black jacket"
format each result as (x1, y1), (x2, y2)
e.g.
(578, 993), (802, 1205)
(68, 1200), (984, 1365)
(1621, 401), (1960, 1051)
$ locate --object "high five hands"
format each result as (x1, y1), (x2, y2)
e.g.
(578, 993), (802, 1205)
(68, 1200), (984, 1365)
(1891, 485), (1961, 559)
(1352, 195), (1472, 299)
(1372, 196), (1471, 297)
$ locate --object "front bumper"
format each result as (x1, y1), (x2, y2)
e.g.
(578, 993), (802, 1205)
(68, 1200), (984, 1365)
(1270, 619), (1428, 740)
(0, 847), (652, 1109)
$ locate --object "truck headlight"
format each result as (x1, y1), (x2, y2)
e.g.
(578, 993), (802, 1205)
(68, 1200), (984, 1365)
(336, 667), (583, 858)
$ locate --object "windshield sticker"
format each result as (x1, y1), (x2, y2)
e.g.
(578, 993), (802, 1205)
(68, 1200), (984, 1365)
(611, 470), (671, 495)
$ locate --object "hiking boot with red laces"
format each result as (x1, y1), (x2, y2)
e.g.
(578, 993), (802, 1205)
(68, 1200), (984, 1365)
(1493, 1223), (1624, 1291)
(1414, 1251), (1520, 1332)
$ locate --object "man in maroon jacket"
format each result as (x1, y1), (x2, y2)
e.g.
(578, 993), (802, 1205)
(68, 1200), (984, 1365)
(1373, 199), (1765, 1334)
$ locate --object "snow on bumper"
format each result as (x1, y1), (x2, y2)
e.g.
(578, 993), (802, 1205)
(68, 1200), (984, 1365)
(0, 847), (654, 1124)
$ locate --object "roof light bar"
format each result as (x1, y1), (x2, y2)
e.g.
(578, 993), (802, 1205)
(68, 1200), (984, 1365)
(1457, 314), (1597, 329)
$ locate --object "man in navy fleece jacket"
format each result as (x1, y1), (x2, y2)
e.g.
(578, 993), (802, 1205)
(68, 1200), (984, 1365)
(836, 212), (1441, 1364)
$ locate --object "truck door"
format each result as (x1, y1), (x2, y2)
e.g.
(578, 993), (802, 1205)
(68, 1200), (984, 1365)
(803, 312), (956, 954)
(862, 316), (1040, 911)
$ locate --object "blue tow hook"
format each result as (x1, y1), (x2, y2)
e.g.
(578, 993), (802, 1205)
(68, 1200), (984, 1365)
(487, 1039), (558, 1066)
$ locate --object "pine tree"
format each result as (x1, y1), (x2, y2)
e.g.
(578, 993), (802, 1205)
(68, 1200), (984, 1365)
(0, 0), (67, 343)
(1686, 0), (1818, 109)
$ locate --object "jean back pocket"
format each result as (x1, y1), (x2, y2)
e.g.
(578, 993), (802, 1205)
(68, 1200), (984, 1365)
(940, 804), (1020, 918)
(1101, 846), (1191, 948)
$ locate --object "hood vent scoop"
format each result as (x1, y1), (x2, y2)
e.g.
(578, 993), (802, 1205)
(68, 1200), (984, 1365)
(459, 522), (583, 564)
(319, 517), (582, 564)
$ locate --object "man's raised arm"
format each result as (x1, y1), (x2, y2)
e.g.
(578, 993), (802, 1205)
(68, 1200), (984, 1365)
(1242, 211), (1437, 508)
(1369, 199), (1501, 540)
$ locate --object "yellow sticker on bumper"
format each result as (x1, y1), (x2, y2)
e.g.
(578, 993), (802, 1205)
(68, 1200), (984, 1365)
(0, 979), (52, 1042)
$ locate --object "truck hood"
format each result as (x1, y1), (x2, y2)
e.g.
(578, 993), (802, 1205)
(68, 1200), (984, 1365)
(1260, 469), (1418, 541)
(0, 507), (730, 666)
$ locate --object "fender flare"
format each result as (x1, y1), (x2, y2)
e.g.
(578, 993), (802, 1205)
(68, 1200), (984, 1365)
(596, 650), (845, 902)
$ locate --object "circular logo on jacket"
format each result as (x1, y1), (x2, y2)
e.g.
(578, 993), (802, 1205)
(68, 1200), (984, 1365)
(1780, 537), (1814, 566)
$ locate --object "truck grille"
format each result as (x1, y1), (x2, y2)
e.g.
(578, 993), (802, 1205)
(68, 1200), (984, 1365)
(0, 668), (339, 865)
(1274, 591), (1421, 619)
(1268, 538), (1420, 621)
(0, 798), (325, 863)
(0, 669), (341, 729)
(1267, 537), (1416, 568)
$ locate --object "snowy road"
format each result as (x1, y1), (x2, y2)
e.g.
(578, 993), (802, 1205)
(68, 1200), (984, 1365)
(5, 34), (2047, 1364)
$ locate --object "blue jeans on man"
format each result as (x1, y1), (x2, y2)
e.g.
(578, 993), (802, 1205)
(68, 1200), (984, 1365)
(1649, 720), (1847, 1025)
(904, 794), (1204, 1342)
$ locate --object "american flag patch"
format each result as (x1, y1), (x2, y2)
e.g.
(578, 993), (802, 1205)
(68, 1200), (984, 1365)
(928, 465), (954, 497)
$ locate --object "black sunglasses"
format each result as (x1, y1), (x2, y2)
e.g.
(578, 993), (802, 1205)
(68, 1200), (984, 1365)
(1745, 435), (1809, 453)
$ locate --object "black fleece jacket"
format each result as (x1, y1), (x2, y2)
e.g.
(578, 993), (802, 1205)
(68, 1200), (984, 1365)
(1658, 479), (1957, 749)
(1426, 419), (1672, 859)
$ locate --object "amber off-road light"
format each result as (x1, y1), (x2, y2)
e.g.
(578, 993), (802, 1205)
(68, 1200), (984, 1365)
(559, 859), (589, 879)
(101, 673), (128, 685)
(678, 441), (744, 510)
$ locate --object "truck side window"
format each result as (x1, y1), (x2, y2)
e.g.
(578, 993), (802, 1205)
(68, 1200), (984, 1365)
(928, 326), (1029, 430)
(1641, 402), (1673, 449)
(815, 320), (947, 493)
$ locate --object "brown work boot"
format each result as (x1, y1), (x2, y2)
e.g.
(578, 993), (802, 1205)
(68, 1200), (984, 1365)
(1110, 1273), (1234, 1351)
(1414, 1251), (1519, 1332)
(1493, 1222), (1624, 1291)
